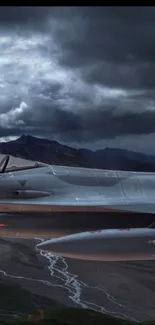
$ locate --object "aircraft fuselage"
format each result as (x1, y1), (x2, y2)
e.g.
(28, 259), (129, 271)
(0, 164), (155, 214)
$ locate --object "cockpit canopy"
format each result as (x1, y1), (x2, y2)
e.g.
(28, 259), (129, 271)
(0, 154), (46, 173)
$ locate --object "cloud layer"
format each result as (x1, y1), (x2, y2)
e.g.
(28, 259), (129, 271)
(0, 7), (155, 153)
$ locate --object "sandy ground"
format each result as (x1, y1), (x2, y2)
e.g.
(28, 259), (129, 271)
(0, 238), (154, 322)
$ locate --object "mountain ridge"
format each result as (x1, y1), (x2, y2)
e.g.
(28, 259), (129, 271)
(0, 135), (155, 172)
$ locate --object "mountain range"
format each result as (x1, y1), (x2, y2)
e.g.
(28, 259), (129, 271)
(0, 135), (155, 172)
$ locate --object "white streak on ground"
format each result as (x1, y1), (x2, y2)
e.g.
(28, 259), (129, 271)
(36, 238), (139, 322)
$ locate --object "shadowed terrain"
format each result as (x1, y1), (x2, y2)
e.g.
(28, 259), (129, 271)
(0, 238), (154, 322)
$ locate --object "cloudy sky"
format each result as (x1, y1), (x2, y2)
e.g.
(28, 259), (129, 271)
(0, 7), (155, 153)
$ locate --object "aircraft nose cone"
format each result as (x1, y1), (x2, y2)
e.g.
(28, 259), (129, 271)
(36, 235), (77, 255)
(36, 232), (112, 260)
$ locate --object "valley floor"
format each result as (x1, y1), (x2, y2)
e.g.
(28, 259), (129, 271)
(0, 238), (154, 322)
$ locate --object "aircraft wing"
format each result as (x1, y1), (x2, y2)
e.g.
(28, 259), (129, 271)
(0, 154), (155, 214)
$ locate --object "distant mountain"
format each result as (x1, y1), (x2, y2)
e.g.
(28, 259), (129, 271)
(0, 135), (155, 172)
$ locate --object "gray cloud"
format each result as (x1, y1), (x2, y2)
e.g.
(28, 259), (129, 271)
(0, 7), (154, 153)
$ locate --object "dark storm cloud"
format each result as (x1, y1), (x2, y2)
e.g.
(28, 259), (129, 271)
(57, 7), (155, 64)
(48, 109), (155, 142)
(1, 107), (155, 143)
(4, 106), (154, 143)
(0, 7), (51, 29)
(0, 6), (155, 151)
(53, 7), (155, 91)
